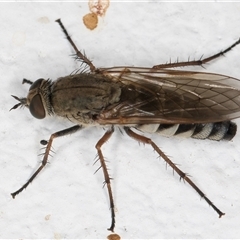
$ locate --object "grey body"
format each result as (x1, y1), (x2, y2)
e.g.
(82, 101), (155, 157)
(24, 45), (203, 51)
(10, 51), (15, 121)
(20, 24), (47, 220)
(51, 74), (122, 125)
(25, 72), (237, 141)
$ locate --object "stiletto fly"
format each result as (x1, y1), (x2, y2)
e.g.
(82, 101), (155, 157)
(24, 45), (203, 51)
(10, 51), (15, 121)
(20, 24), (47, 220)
(10, 19), (240, 232)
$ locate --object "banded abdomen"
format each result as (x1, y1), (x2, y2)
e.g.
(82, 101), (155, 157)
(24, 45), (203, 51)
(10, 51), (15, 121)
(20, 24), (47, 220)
(136, 121), (237, 141)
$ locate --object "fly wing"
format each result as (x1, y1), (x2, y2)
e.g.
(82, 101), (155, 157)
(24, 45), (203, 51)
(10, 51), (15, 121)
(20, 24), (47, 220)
(97, 67), (240, 124)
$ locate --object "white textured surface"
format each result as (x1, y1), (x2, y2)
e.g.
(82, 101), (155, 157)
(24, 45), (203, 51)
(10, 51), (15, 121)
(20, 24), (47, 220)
(1, 2), (240, 239)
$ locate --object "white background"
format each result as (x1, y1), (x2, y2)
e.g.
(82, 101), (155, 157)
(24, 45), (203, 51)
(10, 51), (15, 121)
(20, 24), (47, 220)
(1, 2), (240, 239)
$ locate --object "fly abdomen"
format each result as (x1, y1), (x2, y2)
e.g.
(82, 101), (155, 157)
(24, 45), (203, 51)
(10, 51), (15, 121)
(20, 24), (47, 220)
(155, 121), (237, 141)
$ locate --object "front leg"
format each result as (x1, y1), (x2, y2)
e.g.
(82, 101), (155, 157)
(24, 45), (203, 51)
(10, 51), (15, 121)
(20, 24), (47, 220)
(11, 125), (82, 198)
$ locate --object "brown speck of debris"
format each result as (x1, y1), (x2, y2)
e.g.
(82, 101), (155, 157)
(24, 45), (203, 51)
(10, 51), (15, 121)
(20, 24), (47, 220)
(44, 214), (51, 221)
(37, 16), (50, 24)
(107, 233), (121, 240)
(83, 12), (98, 30)
(89, 0), (110, 17)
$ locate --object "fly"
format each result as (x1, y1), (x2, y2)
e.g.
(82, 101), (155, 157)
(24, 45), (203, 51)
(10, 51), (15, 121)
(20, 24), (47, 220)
(10, 19), (240, 232)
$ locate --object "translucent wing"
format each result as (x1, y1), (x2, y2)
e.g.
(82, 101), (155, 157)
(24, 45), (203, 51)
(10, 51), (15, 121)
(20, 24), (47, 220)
(97, 67), (240, 124)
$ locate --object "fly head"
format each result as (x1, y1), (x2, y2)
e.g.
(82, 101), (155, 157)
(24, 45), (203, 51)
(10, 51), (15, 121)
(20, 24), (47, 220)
(10, 78), (53, 119)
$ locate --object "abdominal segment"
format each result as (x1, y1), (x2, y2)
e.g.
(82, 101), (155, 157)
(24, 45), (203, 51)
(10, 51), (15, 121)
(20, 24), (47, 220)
(136, 121), (237, 141)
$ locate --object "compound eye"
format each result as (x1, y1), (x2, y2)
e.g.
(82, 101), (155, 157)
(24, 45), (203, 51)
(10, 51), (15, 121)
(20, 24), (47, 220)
(29, 79), (44, 91)
(29, 94), (45, 119)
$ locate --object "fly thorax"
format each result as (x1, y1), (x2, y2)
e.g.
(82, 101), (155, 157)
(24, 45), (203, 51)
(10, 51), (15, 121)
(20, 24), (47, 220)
(50, 74), (122, 121)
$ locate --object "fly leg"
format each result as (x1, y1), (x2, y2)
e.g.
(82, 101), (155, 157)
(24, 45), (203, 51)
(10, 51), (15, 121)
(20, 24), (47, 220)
(124, 127), (225, 218)
(95, 127), (115, 232)
(55, 19), (96, 72)
(11, 125), (82, 198)
(153, 38), (240, 69)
